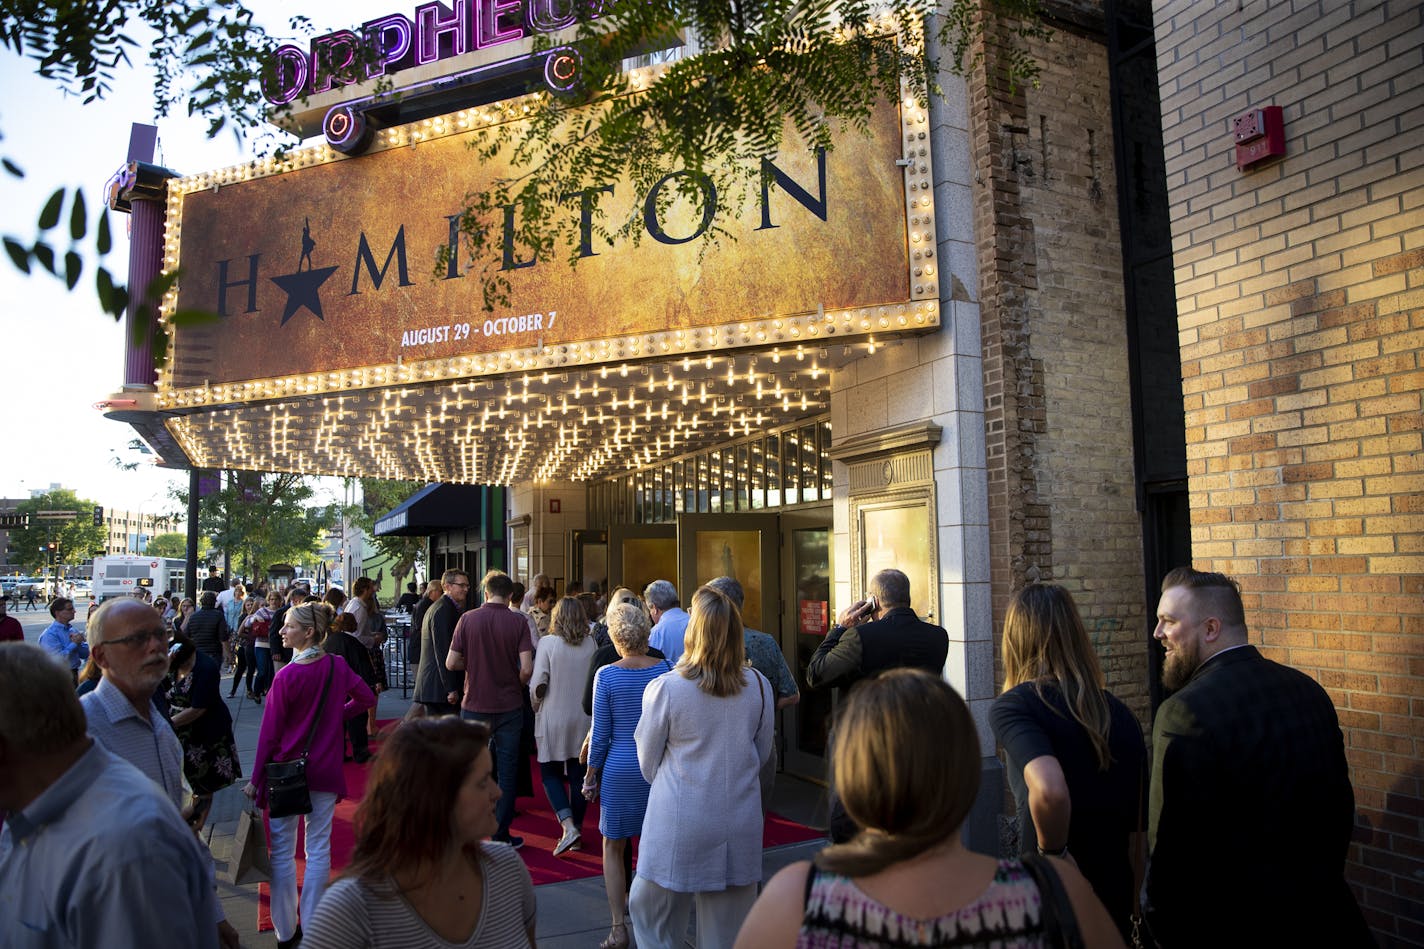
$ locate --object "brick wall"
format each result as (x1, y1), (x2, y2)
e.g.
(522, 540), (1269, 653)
(969, 6), (1151, 720)
(1152, 0), (1423, 942)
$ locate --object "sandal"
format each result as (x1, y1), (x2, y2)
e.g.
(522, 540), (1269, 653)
(600, 922), (629, 949)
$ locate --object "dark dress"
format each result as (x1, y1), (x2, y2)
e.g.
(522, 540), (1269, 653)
(990, 681), (1146, 939)
(170, 650), (243, 794)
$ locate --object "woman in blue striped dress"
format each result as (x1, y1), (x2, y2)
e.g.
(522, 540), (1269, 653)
(584, 600), (672, 949)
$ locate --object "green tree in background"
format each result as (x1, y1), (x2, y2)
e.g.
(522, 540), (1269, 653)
(10, 489), (108, 574)
(346, 479), (426, 588)
(172, 471), (332, 579)
(145, 531), (209, 559)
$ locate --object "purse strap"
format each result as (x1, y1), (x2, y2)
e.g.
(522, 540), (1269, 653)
(298, 656), (336, 759)
(1021, 853), (1086, 949)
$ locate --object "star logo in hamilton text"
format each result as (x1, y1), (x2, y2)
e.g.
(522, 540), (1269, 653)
(271, 216), (338, 326)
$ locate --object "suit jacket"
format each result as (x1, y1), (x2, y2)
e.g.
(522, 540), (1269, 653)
(804, 606), (948, 691)
(1145, 645), (1371, 947)
(413, 595), (463, 704)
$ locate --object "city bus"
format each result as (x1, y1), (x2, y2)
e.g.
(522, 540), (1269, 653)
(93, 555), (187, 602)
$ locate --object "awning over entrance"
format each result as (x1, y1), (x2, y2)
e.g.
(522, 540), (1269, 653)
(155, 340), (915, 483)
(374, 483), (488, 536)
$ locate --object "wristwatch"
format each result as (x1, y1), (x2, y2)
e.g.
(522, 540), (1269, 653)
(1036, 843), (1069, 857)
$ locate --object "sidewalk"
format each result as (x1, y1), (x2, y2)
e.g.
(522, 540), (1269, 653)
(207, 672), (831, 948)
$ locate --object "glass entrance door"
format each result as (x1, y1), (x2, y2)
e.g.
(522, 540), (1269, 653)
(674, 508), (832, 784)
(608, 523), (676, 598)
(675, 513), (780, 633)
(779, 508), (833, 781)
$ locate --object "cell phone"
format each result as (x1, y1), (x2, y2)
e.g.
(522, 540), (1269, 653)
(862, 593), (878, 615)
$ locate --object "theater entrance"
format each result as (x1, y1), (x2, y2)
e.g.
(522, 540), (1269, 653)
(657, 508), (834, 783)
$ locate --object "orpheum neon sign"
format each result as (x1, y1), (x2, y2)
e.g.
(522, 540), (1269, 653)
(262, 0), (594, 106)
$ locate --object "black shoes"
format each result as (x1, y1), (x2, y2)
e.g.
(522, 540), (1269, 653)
(277, 924), (303, 949)
(492, 833), (524, 850)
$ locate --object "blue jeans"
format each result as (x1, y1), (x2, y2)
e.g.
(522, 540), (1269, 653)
(253, 647), (272, 696)
(463, 708), (523, 836)
(540, 758), (588, 827)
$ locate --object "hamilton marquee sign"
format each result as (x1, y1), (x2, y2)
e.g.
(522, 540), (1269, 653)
(162, 95), (930, 401)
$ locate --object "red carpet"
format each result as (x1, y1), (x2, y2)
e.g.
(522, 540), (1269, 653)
(257, 723), (822, 931)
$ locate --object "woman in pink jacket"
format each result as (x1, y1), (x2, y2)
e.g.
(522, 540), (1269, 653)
(243, 601), (375, 949)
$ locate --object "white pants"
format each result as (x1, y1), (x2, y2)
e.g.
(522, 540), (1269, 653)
(268, 791), (337, 941)
(629, 875), (758, 949)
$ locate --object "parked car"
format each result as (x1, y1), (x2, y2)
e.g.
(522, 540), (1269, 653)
(15, 577), (46, 596)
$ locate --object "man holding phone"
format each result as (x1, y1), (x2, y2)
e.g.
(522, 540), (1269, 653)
(805, 568), (949, 693)
(805, 568), (949, 842)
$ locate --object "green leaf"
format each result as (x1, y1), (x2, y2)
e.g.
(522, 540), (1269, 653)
(38, 189), (64, 230)
(69, 190), (88, 241)
(144, 268), (182, 302)
(96, 267), (128, 318)
(170, 309), (221, 327)
(3, 238), (30, 274)
(97, 211), (112, 254)
(64, 251), (82, 289)
(2, 158), (22, 178)
(32, 242), (55, 274)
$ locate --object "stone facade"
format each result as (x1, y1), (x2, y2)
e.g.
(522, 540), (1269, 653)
(1152, 0), (1423, 942)
(968, 6), (1152, 721)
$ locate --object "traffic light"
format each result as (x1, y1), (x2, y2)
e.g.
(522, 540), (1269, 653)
(93, 505), (104, 526)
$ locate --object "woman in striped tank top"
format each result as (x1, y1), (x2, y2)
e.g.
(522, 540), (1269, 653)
(302, 716), (537, 947)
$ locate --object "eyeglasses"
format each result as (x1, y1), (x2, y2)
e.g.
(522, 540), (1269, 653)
(446, 581), (470, 589)
(104, 628), (169, 649)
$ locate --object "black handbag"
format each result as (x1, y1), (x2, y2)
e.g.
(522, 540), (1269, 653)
(264, 657), (334, 819)
(1021, 852), (1087, 949)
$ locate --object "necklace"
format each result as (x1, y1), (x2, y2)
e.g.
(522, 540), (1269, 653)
(293, 646), (323, 663)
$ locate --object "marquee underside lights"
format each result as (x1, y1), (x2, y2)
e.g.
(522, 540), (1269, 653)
(162, 343), (889, 485)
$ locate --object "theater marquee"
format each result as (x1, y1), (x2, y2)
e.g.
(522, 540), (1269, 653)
(157, 72), (939, 413)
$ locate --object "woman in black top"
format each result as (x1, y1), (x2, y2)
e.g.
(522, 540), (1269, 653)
(989, 582), (1147, 941)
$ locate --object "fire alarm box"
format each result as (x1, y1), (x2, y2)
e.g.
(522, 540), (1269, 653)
(1233, 106), (1285, 170)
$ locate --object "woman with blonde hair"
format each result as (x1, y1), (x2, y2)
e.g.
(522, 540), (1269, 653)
(584, 601), (671, 949)
(530, 596), (597, 856)
(736, 669), (1123, 948)
(243, 601), (376, 948)
(989, 582), (1147, 941)
(629, 585), (773, 949)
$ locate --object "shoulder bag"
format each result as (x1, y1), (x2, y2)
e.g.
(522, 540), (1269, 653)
(1021, 852), (1087, 949)
(265, 656), (335, 819)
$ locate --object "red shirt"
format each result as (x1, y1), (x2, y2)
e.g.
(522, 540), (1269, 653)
(449, 602), (533, 715)
(0, 615), (22, 642)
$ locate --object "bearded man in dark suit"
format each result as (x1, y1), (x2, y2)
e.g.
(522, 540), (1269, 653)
(1145, 567), (1372, 947)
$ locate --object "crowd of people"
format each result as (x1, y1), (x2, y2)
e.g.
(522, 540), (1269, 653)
(0, 564), (1373, 948)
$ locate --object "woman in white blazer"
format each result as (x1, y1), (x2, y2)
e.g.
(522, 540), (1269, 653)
(630, 585), (773, 949)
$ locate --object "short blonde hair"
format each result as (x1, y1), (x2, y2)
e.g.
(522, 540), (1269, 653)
(606, 602), (650, 653)
(679, 586), (746, 697)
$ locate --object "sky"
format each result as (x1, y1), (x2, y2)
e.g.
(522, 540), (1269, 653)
(0, 2), (395, 514)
